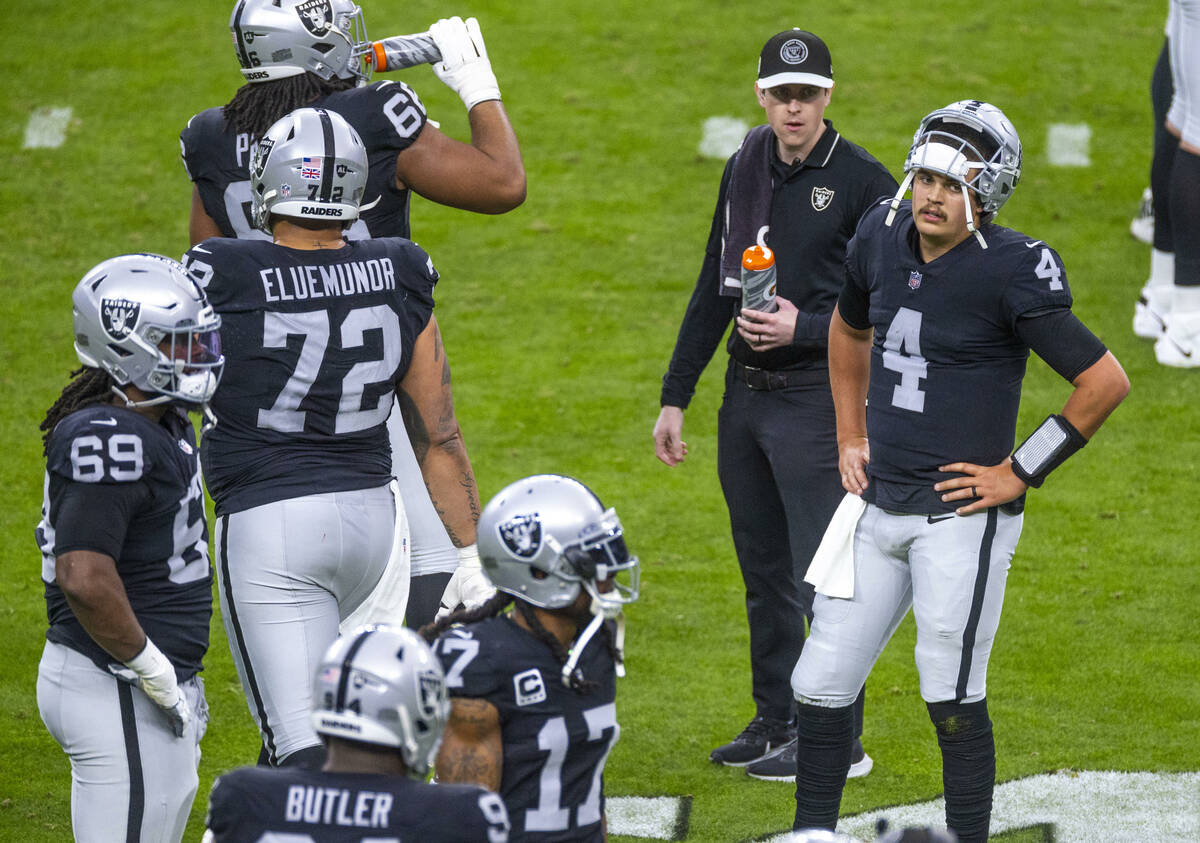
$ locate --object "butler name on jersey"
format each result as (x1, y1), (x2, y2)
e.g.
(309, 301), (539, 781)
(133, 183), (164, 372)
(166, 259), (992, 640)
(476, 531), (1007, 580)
(181, 234), (437, 517)
(181, 79), (428, 241)
(204, 767), (508, 842)
(38, 404), (211, 677)
(436, 616), (620, 842)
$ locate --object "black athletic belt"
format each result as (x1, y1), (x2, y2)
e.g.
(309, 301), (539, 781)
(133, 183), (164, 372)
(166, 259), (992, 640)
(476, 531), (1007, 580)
(731, 359), (825, 390)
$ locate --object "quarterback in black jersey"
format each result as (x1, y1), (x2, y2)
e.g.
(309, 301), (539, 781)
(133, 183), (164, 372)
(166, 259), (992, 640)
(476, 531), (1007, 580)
(423, 475), (641, 842)
(204, 625), (510, 842)
(790, 102), (1129, 842)
(182, 0), (524, 632)
(183, 107), (484, 769)
(36, 254), (224, 842)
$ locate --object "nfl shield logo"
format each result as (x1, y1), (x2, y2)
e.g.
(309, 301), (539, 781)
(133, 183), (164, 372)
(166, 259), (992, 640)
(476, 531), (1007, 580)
(296, 0), (333, 36)
(499, 513), (541, 558)
(811, 186), (834, 211)
(908, 270), (923, 290)
(101, 298), (140, 340)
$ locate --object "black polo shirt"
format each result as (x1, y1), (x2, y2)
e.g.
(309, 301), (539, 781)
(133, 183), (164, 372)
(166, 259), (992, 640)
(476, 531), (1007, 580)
(660, 120), (897, 409)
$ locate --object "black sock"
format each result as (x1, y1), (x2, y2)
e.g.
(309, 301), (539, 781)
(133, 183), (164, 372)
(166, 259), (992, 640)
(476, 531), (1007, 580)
(1150, 38), (1175, 252)
(793, 702), (855, 831)
(853, 685), (865, 739)
(927, 699), (994, 843)
(1169, 148), (1200, 286)
(405, 571), (453, 630)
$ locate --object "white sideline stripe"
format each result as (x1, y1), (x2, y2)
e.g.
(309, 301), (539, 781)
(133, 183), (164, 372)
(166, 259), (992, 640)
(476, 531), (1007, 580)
(23, 107), (73, 149)
(763, 770), (1200, 842)
(607, 795), (685, 840)
(1047, 122), (1091, 166)
(699, 116), (749, 160)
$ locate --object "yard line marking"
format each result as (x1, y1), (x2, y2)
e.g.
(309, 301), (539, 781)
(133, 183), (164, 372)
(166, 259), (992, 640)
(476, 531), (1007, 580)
(699, 116), (749, 160)
(761, 770), (1200, 842)
(23, 107), (74, 149)
(1047, 122), (1091, 167)
(608, 795), (691, 841)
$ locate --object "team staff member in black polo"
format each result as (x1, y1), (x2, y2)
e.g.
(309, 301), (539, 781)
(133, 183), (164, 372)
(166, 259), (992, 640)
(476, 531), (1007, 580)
(653, 29), (896, 779)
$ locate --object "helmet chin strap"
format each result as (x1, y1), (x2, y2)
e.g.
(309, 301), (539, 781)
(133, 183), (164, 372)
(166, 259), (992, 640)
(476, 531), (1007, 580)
(560, 609), (627, 689)
(962, 183), (988, 249)
(110, 384), (171, 409)
(884, 170), (915, 227)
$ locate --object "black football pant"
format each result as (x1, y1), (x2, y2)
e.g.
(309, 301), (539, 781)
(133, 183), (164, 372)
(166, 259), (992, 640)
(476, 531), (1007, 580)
(717, 364), (855, 726)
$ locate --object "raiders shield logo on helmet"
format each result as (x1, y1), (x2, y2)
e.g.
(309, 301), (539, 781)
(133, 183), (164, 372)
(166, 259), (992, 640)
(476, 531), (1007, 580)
(101, 298), (140, 341)
(812, 186), (835, 211)
(417, 671), (442, 719)
(296, 0), (334, 36)
(498, 513), (542, 558)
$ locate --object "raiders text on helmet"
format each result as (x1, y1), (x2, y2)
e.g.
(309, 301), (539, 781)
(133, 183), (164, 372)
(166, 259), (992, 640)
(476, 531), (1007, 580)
(477, 474), (640, 620)
(72, 254), (224, 408)
(229, 0), (371, 84)
(250, 106), (368, 232)
(311, 625), (450, 778)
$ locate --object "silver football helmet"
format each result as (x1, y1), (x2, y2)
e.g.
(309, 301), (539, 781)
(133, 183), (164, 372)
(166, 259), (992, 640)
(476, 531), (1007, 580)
(72, 254), (224, 408)
(477, 475), (640, 620)
(229, 0), (371, 84)
(886, 100), (1022, 245)
(250, 106), (368, 232)
(311, 624), (450, 778)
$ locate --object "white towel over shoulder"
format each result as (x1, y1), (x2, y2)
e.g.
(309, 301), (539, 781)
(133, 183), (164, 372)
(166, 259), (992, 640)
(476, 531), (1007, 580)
(804, 493), (867, 599)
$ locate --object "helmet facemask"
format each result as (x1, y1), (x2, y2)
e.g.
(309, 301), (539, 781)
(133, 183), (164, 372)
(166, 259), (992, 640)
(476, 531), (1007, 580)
(885, 100), (1022, 249)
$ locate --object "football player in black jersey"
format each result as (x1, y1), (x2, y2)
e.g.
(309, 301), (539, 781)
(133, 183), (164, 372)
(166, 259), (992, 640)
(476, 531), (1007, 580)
(181, 0), (525, 632)
(36, 254), (224, 842)
(183, 106), (483, 770)
(790, 101), (1130, 842)
(203, 624), (511, 842)
(422, 475), (641, 843)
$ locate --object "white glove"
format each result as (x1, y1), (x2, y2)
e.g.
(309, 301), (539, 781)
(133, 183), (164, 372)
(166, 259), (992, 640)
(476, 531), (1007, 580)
(429, 16), (501, 110)
(124, 638), (191, 738)
(436, 544), (497, 621)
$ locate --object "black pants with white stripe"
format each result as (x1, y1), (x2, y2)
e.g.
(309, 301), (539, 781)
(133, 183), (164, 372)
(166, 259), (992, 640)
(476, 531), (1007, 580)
(37, 641), (205, 843)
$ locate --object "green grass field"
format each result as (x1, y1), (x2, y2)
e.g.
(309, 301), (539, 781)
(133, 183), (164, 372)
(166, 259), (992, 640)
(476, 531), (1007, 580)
(2, 1), (1196, 840)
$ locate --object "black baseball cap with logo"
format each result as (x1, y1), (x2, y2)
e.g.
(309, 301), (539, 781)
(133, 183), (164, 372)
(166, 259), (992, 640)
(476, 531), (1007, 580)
(756, 29), (834, 89)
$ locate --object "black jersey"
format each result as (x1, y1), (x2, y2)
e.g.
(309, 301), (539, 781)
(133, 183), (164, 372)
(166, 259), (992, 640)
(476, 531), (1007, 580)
(183, 236), (436, 516)
(181, 80), (428, 240)
(660, 122), (897, 408)
(205, 765), (510, 842)
(37, 405), (211, 680)
(435, 616), (619, 843)
(839, 200), (1076, 514)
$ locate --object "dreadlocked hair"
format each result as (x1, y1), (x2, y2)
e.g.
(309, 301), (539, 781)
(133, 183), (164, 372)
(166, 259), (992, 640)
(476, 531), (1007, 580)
(418, 591), (620, 696)
(418, 591), (515, 645)
(41, 366), (116, 456)
(222, 73), (357, 137)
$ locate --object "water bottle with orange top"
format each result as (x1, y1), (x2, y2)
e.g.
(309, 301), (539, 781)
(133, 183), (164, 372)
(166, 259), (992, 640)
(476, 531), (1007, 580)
(366, 32), (441, 73)
(741, 245), (778, 313)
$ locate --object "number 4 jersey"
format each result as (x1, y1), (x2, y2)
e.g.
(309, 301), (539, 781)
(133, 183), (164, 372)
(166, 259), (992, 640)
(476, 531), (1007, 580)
(37, 405), (211, 679)
(839, 199), (1078, 514)
(183, 236), (436, 517)
(435, 617), (620, 843)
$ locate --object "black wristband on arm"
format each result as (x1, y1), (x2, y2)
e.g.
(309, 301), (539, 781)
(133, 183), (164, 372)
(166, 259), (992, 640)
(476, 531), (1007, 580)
(1010, 414), (1088, 488)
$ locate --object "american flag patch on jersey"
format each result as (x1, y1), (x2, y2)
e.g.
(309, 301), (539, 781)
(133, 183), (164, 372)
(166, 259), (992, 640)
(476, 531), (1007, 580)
(300, 157), (322, 180)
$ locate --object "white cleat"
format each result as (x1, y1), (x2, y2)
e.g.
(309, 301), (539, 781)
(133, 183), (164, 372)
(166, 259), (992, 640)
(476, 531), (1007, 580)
(1133, 284), (1170, 340)
(1155, 311), (1200, 368)
(1130, 186), (1154, 245)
